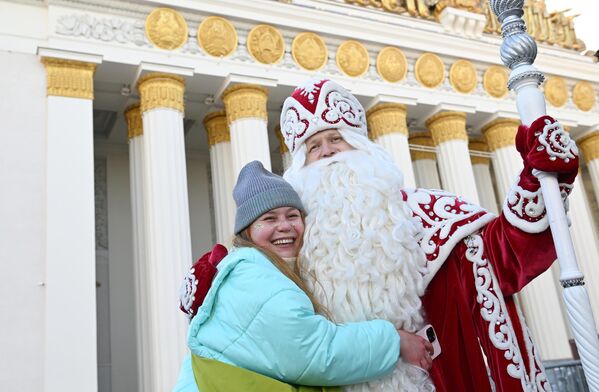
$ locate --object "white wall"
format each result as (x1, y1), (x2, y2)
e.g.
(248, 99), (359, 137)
(187, 156), (215, 261)
(0, 51), (46, 391)
(106, 153), (139, 392)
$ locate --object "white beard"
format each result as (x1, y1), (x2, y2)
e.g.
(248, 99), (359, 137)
(285, 137), (435, 392)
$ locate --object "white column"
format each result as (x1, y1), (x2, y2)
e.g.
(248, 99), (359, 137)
(482, 119), (523, 196)
(426, 112), (480, 204)
(409, 132), (441, 189)
(367, 103), (416, 188)
(41, 57), (98, 392)
(578, 131), (599, 206)
(124, 104), (151, 391)
(223, 84), (271, 177)
(276, 125), (292, 171)
(568, 176), (599, 331)
(519, 266), (573, 359)
(137, 73), (192, 391)
(482, 118), (572, 360)
(204, 110), (236, 245)
(469, 138), (499, 214)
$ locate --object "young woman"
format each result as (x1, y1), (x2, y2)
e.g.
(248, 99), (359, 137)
(174, 161), (432, 391)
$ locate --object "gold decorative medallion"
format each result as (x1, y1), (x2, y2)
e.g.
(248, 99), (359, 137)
(376, 47), (407, 83)
(336, 40), (370, 78)
(483, 66), (509, 98)
(544, 76), (568, 107)
(145, 8), (188, 50)
(291, 32), (328, 71)
(449, 59), (478, 94)
(572, 81), (596, 112)
(247, 25), (285, 64)
(198, 16), (238, 57)
(415, 53), (445, 88)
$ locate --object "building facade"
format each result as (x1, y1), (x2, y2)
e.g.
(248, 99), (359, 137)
(1, 0), (599, 391)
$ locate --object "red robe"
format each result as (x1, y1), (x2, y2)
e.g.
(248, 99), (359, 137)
(401, 188), (556, 392)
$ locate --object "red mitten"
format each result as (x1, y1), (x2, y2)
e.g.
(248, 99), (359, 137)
(516, 115), (579, 184)
(179, 244), (228, 319)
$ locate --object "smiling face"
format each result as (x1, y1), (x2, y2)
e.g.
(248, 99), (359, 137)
(304, 129), (354, 165)
(248, 206), (305, 258)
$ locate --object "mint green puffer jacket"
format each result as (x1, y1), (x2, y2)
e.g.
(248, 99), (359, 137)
(175, 247), (400, 390)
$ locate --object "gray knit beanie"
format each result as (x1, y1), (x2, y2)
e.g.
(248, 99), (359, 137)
(233, 160), (305, 234)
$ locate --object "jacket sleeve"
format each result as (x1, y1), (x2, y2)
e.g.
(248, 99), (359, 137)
(229, 288), (400, 386)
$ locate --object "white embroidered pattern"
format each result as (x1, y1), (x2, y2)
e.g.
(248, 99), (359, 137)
(402, 188), (491, 261)
(503, 177), (573, 233)
(515, 303), (552, 391)
(535, 119), (578, 163)
(296, 79), (323, 104)
(321, 91), (364, 128)
(179, 268), (198, 319)
(282, 107), (309, 151)
(464, 234), (533, 391)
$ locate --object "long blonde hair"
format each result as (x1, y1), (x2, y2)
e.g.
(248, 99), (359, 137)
(233, 230), (330, 318)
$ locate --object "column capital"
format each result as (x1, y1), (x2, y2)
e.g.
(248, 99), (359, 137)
(275, 125), (289, 154)
(137, 73), (185, 113)
(124, 103), (143, 139)
(469, 137), (491, 165)
(481, 118), (520, 151)
(409, 132), (436, 161)
(203, 110), (230, 147)
(41, 57), (96, 99)
(577, 131), (599, 164)
(366, 103), (408, 139)
(425, 111), (468, 146)
(222, 84), (268, 123)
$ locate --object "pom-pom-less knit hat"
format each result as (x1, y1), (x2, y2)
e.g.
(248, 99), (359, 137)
(233, 160), (305, 234)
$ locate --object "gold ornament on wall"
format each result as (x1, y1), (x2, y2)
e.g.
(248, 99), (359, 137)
(544, 76), (568, 107)
(247, 25), (285, 64)
(482, 66), (509, 98)
(291, 32), (328, 71)
(572, 81), (596, 112)
(449, 59), (478, 94)
(145, 8), (188, 50)
(198, 16), (238, 57)
(415, 53), (445, 88)
(336, 40), (370, 78)
(376, 47), (407, 83)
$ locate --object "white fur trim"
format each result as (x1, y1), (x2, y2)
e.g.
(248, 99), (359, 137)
(503, 176), (573, 234)
(401, 188), (495, 286)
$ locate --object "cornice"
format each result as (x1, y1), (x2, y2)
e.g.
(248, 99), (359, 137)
(42, 0), (599, 84)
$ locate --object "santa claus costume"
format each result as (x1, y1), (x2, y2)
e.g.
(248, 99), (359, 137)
(281, 79), (578, 392)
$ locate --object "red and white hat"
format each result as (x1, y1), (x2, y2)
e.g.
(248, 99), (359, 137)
(280, 79), (367, 153)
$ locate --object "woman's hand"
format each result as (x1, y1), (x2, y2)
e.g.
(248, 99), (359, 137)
(397, 329), (434, 371)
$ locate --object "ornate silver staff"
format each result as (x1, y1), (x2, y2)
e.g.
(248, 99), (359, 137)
(488, 0), (599, 390)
